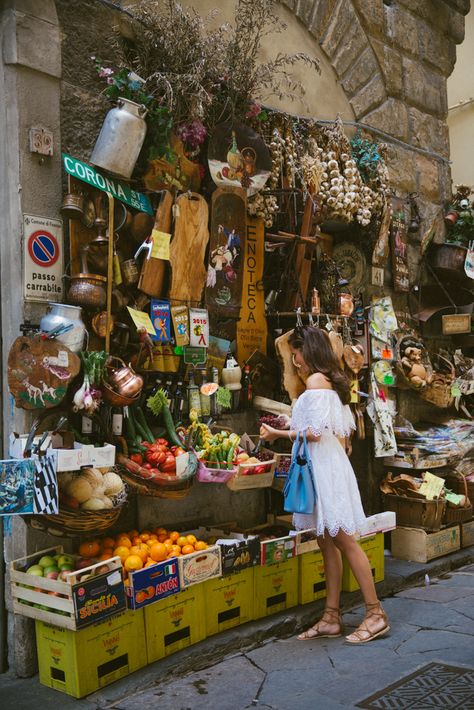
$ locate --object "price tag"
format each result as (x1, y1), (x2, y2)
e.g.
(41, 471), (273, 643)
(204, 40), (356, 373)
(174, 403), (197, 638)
(127, 307), (156, 336)
(150, 229), (171, 260)
(57, 350), (69, 367)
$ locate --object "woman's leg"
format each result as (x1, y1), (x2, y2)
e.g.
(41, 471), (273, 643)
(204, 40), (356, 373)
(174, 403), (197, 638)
(319, 533), (343, 609)
(332, 530), (389, 642)
(297, 532), (343, 640)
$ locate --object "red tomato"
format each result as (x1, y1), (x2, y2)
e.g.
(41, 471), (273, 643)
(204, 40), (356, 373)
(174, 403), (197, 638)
(142, 463), (152, 470)
(156, 438), (169, 446)
(173, 447), (185, 457)
(130, 453), (143, 465)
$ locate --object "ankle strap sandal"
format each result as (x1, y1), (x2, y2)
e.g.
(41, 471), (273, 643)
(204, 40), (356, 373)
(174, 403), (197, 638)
(297, 606), (343, 641)
(345, 602), (390, 644)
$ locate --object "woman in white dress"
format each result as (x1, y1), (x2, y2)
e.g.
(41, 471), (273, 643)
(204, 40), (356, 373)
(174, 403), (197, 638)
(260, 326), (389, 644)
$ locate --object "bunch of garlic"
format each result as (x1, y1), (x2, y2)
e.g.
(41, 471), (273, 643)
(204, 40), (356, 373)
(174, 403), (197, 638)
(299, 138), (325, 195)
(247, 192), (279, 227)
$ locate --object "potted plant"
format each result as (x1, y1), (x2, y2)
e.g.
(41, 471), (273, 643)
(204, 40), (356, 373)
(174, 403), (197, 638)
(429, 185), (474, 277)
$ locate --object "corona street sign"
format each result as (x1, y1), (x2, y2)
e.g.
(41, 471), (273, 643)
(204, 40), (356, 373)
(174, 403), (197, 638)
(62, 153), (154, 215)
(23, 215), (64, 302)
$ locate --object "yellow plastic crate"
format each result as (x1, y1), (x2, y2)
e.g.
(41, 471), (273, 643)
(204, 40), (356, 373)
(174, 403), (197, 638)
(254, 557), (298, 619)
(144, 584), (205, 663)
(341, 533), (384, 592)
(35, 609), (146, 699)
(202, 567), (254, 636)
(298, 549), (326, 605)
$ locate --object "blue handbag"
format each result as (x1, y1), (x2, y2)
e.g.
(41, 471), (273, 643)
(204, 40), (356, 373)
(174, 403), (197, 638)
(283, 431), (317, 515)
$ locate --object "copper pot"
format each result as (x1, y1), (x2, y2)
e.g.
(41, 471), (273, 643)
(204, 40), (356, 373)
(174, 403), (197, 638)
(67, 248), (107, 309)
(105, 356), (143, 398)
(339, 292), (354, 317)
(61, 193), (84, 218)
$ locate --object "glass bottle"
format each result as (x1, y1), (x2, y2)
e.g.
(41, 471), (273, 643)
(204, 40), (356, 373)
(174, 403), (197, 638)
(172, 380), (185, 423)
(240, 365), (253, 410)
(111, 407), (123, 436)
(187, 370), (202, 418)
(200, 370), (211, 417)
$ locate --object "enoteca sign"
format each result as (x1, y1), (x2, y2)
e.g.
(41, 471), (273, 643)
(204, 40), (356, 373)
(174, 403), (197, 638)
(23, 214), (64, 302)
(62, 153), (154, 215)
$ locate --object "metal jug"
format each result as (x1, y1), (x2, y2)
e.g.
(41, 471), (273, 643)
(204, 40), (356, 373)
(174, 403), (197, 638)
(90, 98), (148, 179)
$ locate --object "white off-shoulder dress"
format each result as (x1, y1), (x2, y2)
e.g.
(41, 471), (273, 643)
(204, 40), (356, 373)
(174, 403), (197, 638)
(290, 389), (367, 537)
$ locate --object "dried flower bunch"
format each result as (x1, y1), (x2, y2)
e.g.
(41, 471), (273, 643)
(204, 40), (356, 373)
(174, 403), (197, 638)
(108, 0), (320, 131)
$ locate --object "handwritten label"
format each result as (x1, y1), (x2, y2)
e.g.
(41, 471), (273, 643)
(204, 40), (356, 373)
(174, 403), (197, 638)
(127, 307), (157, 336)
(151, 230), (171, 260)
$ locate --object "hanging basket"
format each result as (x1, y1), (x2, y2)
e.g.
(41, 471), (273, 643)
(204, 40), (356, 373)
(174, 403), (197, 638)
(420, 354), (455, 409)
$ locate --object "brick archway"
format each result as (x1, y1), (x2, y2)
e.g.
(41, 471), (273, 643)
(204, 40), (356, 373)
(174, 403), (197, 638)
(282, 0), (386, 121)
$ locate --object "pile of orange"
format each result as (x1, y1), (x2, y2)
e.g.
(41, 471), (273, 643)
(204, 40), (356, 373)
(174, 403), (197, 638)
(78, 526), (209, 577)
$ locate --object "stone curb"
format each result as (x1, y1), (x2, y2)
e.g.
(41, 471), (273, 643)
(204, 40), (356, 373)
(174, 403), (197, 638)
(89, 545), (474, 708)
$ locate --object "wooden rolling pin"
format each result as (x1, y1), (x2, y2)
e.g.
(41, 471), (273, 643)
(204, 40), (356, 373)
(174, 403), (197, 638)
(138, 189), (173, 297)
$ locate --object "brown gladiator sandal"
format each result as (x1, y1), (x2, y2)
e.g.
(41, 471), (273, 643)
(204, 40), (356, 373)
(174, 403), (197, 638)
(297, 606), (343, 641)
(345, 602), (390, 644)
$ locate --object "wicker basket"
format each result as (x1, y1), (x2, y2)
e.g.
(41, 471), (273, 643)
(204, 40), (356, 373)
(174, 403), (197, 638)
(455, 459), (474, 502)
(443, 472), (473, 524)
(116, 456), (195, 499)
(26, 505), (124, 538)
(383, 493), (445, 531)
(420, 354), (455, 409)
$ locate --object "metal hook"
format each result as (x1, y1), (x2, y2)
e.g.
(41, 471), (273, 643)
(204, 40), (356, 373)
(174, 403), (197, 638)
(296, 307), (304, 328)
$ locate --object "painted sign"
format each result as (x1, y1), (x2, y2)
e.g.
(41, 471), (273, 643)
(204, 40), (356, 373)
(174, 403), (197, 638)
(23, 215), (64, 302)
(390, 197), (409, 292)
(62, 153), (153, 215)
(236, 217), (267, 363)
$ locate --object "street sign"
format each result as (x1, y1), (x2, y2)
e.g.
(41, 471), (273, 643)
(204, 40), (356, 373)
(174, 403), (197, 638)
(23, 215), (64, 302)
(62, 153), (154, 215)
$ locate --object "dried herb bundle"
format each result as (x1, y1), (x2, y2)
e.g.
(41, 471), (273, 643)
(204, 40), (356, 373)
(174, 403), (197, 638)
(111, 0), (320, 128)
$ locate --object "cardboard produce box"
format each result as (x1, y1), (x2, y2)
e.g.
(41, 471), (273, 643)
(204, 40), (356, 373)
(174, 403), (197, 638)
(216, 533), (260, 575)
(126, 558), (180, 610)
(341, 533), (385, 592)
(9, 433), (115, 471)
(202, 567), (254, 636)
(254, 557), (298, 618)
(11, 546), (126, 630)
(145, 585), (205, 663)
(298, 549), (326, 605)
(391, 525), (460, 563)
(36, 609), (146, 698)
(460, 519), (474, 548)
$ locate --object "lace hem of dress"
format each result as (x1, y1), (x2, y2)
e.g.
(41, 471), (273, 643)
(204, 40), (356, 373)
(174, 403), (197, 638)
(293, 515), (366, 538)
(306, 424), (354, 438)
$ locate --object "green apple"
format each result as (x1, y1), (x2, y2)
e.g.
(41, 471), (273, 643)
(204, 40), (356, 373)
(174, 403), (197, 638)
(44, 565), (59, 575)
(38, 555), (56, 569)
(26, 565), (44, 577)
(57, 554), (74, 568)
(59, 563), (74, 572)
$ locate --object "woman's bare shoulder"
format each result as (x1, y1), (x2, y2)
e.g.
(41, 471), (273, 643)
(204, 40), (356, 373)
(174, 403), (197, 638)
(305, 373), (332, 390)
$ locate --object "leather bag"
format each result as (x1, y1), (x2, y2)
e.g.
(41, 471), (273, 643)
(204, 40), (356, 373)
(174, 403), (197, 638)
(283, 431), (316, 515)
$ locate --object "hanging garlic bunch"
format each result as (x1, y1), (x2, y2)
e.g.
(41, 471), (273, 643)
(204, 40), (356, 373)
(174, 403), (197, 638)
(247, 192), (279, 227)
(299, 137), (325, 195)
(247, 126), (284, 228)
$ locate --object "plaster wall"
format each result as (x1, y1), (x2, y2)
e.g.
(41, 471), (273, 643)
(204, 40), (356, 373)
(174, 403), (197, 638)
(447, 9), (474, 187)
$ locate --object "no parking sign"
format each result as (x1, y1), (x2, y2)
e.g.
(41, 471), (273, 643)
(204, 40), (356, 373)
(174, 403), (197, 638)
(23, 215), (64, 302)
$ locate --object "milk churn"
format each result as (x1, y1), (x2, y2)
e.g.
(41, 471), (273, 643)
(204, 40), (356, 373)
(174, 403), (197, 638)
(90, 98), (147, 179)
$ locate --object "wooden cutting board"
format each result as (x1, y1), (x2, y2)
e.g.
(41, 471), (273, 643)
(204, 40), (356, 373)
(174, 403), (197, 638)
(138, 189), (174, 297)
(169, 193), (209, 306)
(275, 330), (305, 401)
(8, 337), (80, 410)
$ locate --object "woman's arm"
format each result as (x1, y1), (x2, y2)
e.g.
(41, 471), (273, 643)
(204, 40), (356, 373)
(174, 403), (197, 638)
(259, 423), (321, 443)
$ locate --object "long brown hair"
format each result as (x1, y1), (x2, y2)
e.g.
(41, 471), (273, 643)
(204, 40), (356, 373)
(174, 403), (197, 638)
(288, 326), (351, 405)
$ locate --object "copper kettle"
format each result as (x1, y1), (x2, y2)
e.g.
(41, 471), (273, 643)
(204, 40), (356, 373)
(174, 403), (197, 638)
(105, 357), (143, 398)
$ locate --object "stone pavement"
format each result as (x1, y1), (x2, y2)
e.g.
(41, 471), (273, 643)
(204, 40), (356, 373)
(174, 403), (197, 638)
(2, 548), (474, 709)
